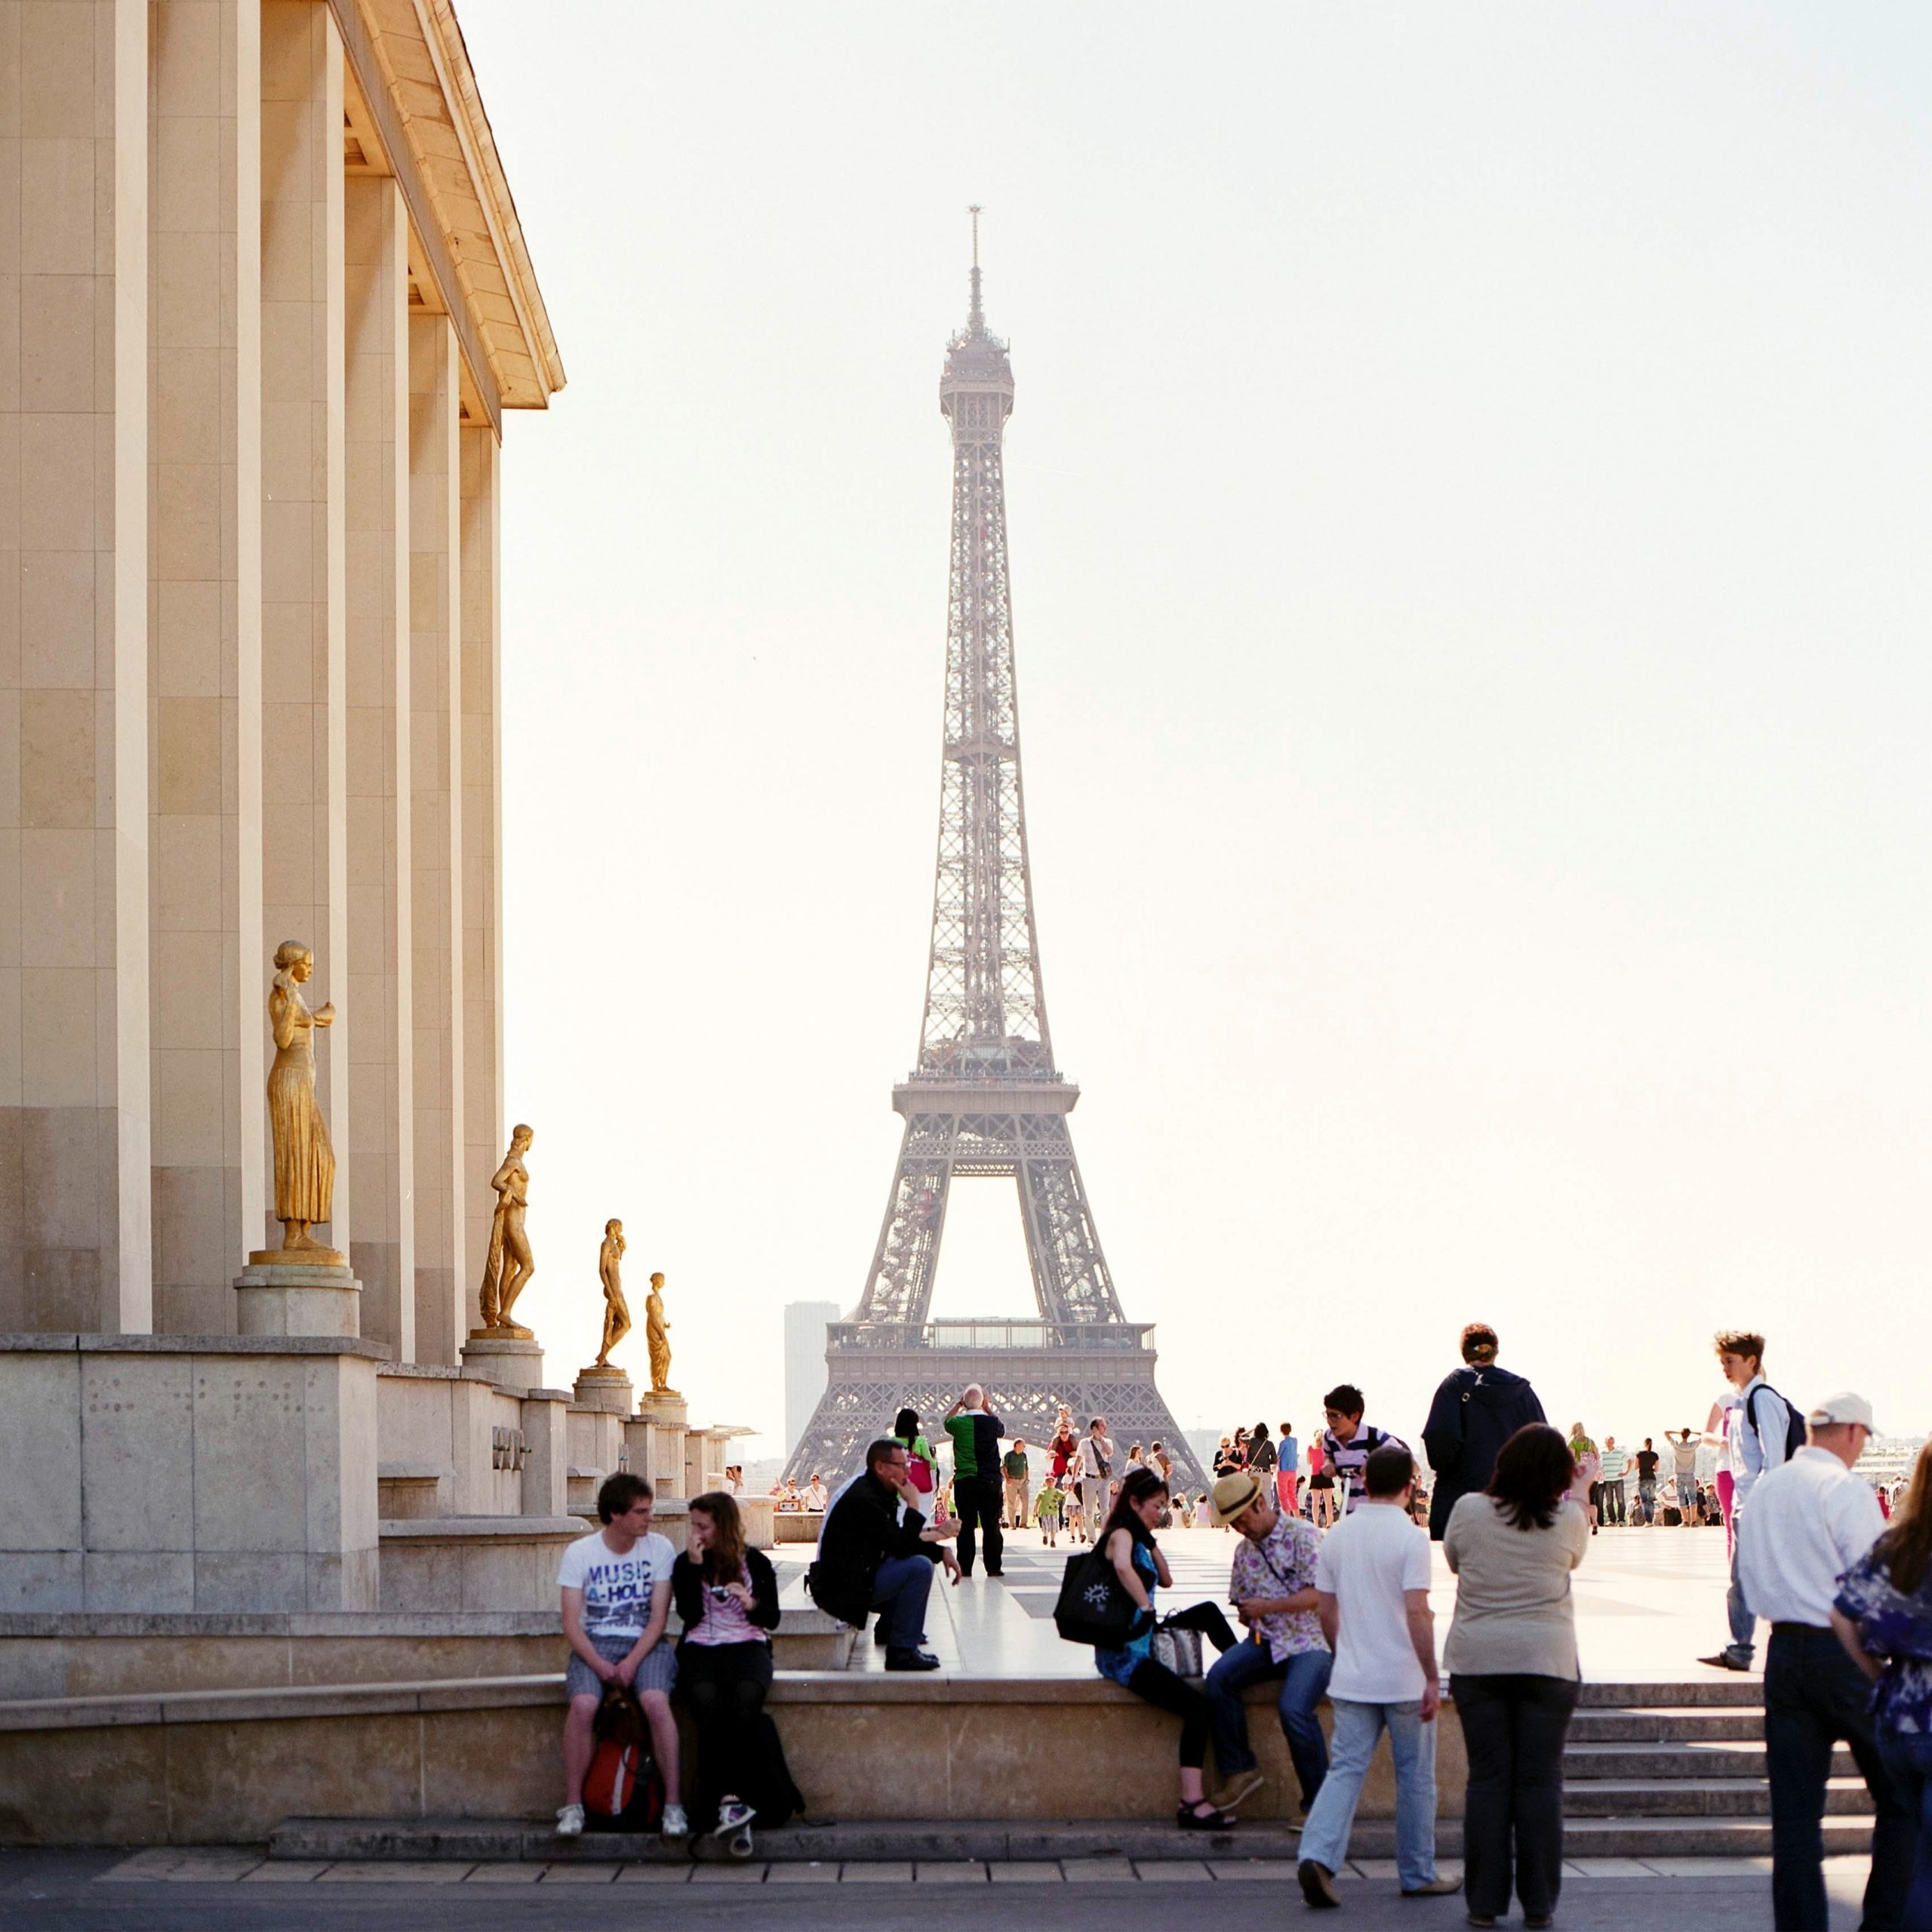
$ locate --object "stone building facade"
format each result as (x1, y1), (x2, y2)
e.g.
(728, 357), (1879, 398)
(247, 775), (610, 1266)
(0, 0), (562, 1355)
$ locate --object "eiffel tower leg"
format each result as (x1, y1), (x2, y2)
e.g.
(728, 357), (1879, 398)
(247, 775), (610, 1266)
(1017, 1114), (1124, 1327)
(855, 1115), (956, 1329)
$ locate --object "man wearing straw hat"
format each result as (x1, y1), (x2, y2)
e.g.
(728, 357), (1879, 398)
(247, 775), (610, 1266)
(1200, 1468), (1333, 1817)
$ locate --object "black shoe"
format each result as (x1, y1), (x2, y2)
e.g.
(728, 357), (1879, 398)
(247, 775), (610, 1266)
(873, 1622), (891, 1646)
(1299, 1860), (1340, 1909)
(1177, 1801), (1234, 1831)
(1698, 1651), (1750, 1672)
(884, 1646), (941, 1672)
(985, 1569), (1004, 1578)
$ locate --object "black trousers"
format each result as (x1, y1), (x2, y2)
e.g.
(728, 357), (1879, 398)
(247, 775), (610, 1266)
(1451, 1672), (1581, 1920)
(678, 1639), (774, 1802)
(1765, 1625), (1912, 1932)
(1122, 1602), (1241, 1774)
(953, 1475), (1004, 1574)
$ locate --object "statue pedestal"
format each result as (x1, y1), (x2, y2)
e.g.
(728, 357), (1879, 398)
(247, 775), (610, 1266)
(635, 1389), (688, 1429)
(235, 1261), (361, 1338)
(572, 1365), (634, 1415)
(461, 1331), (545, 1395)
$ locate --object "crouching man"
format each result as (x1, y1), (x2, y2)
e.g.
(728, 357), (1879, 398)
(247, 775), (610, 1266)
(556, 1473), (685, 1841)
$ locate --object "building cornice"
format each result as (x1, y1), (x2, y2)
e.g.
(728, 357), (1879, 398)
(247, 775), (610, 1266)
(328, 0), (565, 429)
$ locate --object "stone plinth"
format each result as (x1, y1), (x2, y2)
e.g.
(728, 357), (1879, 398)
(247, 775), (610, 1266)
(460, 1333), (544, 1396)
(0, 1335), (383, 1614)
(234, 1264), (361, 1339)
(635, 1389), (688, 1429)
(571, 1366), (633, 1415)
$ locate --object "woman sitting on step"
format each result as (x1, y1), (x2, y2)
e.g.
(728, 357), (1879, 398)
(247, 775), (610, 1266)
(672, 1491), (783, 1860)
(1093, 1466), (1243, 1829)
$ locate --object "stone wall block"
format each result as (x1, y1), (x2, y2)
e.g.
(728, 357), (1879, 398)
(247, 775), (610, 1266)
(189, 1353), (306, 1552)
(79, 1547), (194, 1611)
(0, 1344), (82, 1546)
(78, 1349), (192, 1549)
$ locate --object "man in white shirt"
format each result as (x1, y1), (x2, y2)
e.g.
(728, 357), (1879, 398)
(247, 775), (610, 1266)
(1077, 1417), (1115, 1538)
(1701, 1327), (1797, 1672)
(1297, 1442), (1459, 1909)
(1735, 1392), (1911, 1932)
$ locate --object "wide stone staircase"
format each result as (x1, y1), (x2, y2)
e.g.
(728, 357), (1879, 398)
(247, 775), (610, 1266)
(1558, 1678), (1872, 1860)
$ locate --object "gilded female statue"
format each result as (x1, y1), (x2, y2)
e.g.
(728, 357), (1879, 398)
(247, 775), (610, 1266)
(263, 940), (338, 1258)
(476, 1124), (536, 1335)
(645, 1271), (675, 1394)
(593, 1220), (629, 1367)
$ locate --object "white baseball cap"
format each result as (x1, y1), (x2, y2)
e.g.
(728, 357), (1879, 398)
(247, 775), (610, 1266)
(1807, 1392), (1875, 1432)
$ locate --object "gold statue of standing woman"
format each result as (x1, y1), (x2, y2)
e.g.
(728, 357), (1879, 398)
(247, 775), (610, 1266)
(475, 1124), (536, 1336)
(254, 940), (343, 1265)
(645, 1272), (675, 1395)
(593, 1220), (629, 1367)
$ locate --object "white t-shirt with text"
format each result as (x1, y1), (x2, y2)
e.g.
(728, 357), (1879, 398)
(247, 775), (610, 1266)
(1315, 1500), (1434, 1703)
(557, 1529), (674, 1641)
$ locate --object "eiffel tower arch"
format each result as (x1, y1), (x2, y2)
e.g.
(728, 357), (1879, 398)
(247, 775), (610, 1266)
(786, 220), (1204, 1497)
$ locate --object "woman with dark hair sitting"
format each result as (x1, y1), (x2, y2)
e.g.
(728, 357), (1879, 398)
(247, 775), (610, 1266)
(672, 1491), (782, 1859)
(1093, 1465), (1242, 1829)
(1444, 1423), (1589, 1930)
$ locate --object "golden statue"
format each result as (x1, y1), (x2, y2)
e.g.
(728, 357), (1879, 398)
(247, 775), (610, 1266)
(251, 940), (343, 1266)
(645, 1271), (675, 1394)
(593, 1220), (629, 1367)
(475, 1124), (535, 1337)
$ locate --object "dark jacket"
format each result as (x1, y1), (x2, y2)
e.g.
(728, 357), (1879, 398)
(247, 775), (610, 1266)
(806, 1472), (937, 1629)
(1422, 1364), (1546, 1540)
(671, 1545), (781, 1638)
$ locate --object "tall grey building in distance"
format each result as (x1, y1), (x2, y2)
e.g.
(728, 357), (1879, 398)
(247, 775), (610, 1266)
(784, 1303), (842, 1459)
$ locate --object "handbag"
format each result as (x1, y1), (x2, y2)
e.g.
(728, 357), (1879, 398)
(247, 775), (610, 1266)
(1150, 1617), (1204, 1678)
(1053, 1549), (1140, 1647)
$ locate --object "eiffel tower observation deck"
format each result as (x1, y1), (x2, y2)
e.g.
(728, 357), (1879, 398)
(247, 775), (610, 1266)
(786, 220), (1203, 1494)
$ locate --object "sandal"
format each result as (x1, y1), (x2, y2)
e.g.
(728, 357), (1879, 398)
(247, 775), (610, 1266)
(1176, 1801), (1235, 1831)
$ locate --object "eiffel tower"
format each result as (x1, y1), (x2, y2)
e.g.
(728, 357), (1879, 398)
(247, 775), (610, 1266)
(786, 219), (1204, 1495)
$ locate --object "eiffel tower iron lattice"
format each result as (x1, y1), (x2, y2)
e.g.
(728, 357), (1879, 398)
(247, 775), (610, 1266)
(786, 223), (1204, 1496)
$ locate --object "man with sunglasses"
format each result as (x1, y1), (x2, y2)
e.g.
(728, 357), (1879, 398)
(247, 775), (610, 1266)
(1201, 1469), (1332, 1817)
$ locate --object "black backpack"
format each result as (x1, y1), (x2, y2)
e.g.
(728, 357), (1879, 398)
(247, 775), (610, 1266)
(1746, 1383), (1808, 1466)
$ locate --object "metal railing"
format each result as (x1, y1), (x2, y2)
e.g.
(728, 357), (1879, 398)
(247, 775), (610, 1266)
(826, 1319), (1152, 1352)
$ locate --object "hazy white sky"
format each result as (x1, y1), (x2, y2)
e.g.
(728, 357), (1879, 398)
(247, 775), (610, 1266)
(458, 2), (1930, 1461)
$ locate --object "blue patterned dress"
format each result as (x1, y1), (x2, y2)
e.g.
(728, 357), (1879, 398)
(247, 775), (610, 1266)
(1095, 1537), (1158, 1687)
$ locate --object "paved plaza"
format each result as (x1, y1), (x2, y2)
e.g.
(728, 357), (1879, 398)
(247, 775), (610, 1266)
(0, 1845), (1884, 1930)
(772, 1518), (1750, 1683)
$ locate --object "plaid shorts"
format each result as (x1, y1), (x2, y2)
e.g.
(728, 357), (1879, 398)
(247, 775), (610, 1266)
(565, 1630), (677, 1700)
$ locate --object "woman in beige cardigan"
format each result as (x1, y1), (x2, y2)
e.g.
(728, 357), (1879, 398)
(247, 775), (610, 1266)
(1444, 1424), (1589, 1930)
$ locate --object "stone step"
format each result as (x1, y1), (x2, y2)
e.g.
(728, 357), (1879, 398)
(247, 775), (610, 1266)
(1574, 1679), (1764, 1709)
(1565, 1740), (1854, 1781)
(268, 1810), (1879, 1867)
(1563, 1777), (1872, 1820)
(1569, 1706), (1763, 1743)
(1562, 1816), (1872, 1858)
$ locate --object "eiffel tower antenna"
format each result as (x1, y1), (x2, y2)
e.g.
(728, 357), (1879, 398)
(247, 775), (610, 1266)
(785, 241), (1203, 1493)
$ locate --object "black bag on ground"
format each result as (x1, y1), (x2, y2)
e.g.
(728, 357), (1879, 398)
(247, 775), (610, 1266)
(1053, 1549), (1138, 1647)
(749, 1712), (804, 1829)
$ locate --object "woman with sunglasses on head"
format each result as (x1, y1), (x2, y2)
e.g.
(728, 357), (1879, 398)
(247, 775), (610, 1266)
(1093, 1465), (1243, 1828)
(672, 1491), (782, 1859)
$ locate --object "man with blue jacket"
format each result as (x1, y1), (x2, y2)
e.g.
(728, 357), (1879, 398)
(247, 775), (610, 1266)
(1419, 1324), (1546, 1542)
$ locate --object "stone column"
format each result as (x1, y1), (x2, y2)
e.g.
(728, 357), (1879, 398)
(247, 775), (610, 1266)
(147, 0), (266, 1335)
(458, 423), (499, 1312)
(258, 0), (346, 1257)
(408, 311), (463, 1362)
(343, 173), (411, 1359)
(0, 0), (152, 1334)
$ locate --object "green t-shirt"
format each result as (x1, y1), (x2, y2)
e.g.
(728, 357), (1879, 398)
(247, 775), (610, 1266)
(1002, 1449), (1029, 1481)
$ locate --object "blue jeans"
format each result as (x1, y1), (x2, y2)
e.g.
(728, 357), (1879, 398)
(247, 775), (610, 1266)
(869, 1554), (934, 1648)
(1202, 1639), (1332, 1804)
(1297, 1697), (1438, 1890)
(1877, 1728), (1932, 1932)
(1722, 1529), (1756, 1662)
(1764, 1626), (1912, 1931)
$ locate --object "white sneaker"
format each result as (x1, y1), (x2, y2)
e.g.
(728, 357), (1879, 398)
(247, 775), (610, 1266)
(661, 1801), (690, 1840)
(712, 1800), (755, 1836)
(555, 1802), (584, 1838)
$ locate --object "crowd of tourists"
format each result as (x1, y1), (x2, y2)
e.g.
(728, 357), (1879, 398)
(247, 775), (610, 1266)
(544, 1328), (1932, 1931)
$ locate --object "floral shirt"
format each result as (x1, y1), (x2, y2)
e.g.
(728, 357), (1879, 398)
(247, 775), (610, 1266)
(1229, 1512), (1326, 1663)
(1835, 1543), (1932, 1735)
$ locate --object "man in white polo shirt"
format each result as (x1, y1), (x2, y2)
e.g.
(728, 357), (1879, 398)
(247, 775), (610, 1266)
(1296, 1441), (1460, 1909)
(1734, 1392), (1912, 1932)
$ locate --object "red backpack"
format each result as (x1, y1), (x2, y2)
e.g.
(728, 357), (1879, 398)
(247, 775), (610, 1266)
(583, 1685), (663, 1829)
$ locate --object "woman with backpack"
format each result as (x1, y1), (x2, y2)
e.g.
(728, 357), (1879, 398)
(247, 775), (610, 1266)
(1091, 1466), (1242, 1829)
(672, 1491), (783, 1860)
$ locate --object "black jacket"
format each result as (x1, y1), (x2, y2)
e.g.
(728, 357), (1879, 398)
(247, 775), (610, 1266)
(1421, 1364), (1546, 1540)
(671, 1546), (781, 1638)
(806, 1472), (937, 1629)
